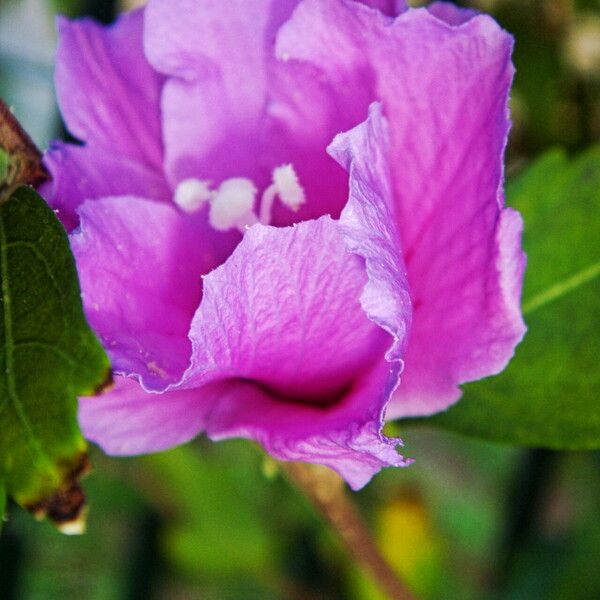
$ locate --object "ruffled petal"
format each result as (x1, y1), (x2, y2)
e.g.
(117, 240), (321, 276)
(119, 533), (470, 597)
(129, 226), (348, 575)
(71, 197), (237, 389)
(277, 1), (526, 417)
(204, 362), (411, 491)
(394, 208), (526, 416)
(41, 142), (170, 232)
(329, 103), (411, 363)
(55, 9), (163, 169)
(79, 376), (211, 455)
(178, 215), (406, 489)
(80, 367), (411, 490)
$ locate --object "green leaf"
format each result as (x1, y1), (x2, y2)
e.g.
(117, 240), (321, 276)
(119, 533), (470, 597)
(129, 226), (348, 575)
(405, 147), (600, 448)
(0, 186), (110, 531)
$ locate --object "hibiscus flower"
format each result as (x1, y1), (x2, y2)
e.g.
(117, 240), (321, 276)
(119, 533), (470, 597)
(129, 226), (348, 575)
(42, 0), (526, 489)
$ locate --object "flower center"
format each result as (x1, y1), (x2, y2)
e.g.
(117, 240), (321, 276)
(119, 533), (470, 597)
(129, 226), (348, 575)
(173, 164), (306, 233)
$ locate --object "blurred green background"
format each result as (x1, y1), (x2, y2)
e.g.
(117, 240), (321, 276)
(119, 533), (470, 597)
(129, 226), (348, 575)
(0, 0), (599, 598)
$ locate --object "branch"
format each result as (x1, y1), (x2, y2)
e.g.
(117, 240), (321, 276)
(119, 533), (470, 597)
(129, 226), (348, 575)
(281, 462), (417, 600)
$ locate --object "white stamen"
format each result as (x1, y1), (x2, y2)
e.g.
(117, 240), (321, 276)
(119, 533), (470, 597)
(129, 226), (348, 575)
(272, 164), (306, 211)
(174, 178), (212, 213)
(259, 164), (306, 224)
(177, 164), (306, 233)
(209, 177), (257, 232)
(259, 184), (278, 225)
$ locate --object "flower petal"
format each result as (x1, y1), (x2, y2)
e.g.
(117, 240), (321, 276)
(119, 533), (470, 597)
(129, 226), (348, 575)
(41, 142), (170, 232)
(144, 0), (300, 185)
(71, 196), (236, 389)
(185, 216), (389, 398)
(394, 208), (526, 416)
(426, 1), (479, 26)
(277, 1), (526, 416)
(54, 9), (163, 169)
(79, 376), (211, 455)
(329, 103), (412, 362)
(358, 0), (407, 17)
(203, 362), (411, 491)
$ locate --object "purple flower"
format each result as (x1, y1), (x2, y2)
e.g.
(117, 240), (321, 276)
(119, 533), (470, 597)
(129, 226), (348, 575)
(42, 0), (526, 489)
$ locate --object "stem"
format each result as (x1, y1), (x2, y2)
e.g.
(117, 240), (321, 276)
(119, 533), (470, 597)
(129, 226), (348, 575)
(281, 462), (417, 600)
(492, 449), (560, 590)
(125, 507), (163, 600)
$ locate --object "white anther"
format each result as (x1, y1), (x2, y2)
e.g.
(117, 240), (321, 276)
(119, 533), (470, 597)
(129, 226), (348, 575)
(174, 178), (212, 213)
(259, 163), (306, 224)
(273, 164), (305, 211)
(209, 177), (258, 232)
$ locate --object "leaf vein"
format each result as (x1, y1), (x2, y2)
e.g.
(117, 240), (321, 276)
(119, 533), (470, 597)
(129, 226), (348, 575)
(0, 216), (51, 473)
(13, 341), (77, 368)
(523, 260), (600, 315)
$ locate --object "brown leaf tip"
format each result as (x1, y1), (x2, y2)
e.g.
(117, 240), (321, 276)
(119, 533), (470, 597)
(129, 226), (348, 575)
(0, 98), (50, 195)
(25, 454), (92, 534)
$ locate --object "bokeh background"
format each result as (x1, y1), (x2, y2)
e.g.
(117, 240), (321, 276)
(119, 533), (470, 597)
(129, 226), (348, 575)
(0, 0), (599, 598)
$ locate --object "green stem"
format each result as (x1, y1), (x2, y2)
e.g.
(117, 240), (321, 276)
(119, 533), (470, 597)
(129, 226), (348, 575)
(282, 462), (417, 600)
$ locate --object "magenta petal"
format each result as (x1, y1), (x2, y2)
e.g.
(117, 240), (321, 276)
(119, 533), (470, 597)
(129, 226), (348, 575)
(204, 362), (411, 491)
(329, 103), (412, 363)
(43, 8), (168, 231)
(79, 376), (210, 455)
(144, 0), (300, 184)
(278, 1), (526, 417)
(394, 208), (526, 416)
(381, 14), (526, 416)
(426, 1), (479, 25)
(357, 0), (407, 17)
(71, 197), (229, 390)
(55, 9), (163, 168)
(41, 142), (170, 231)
